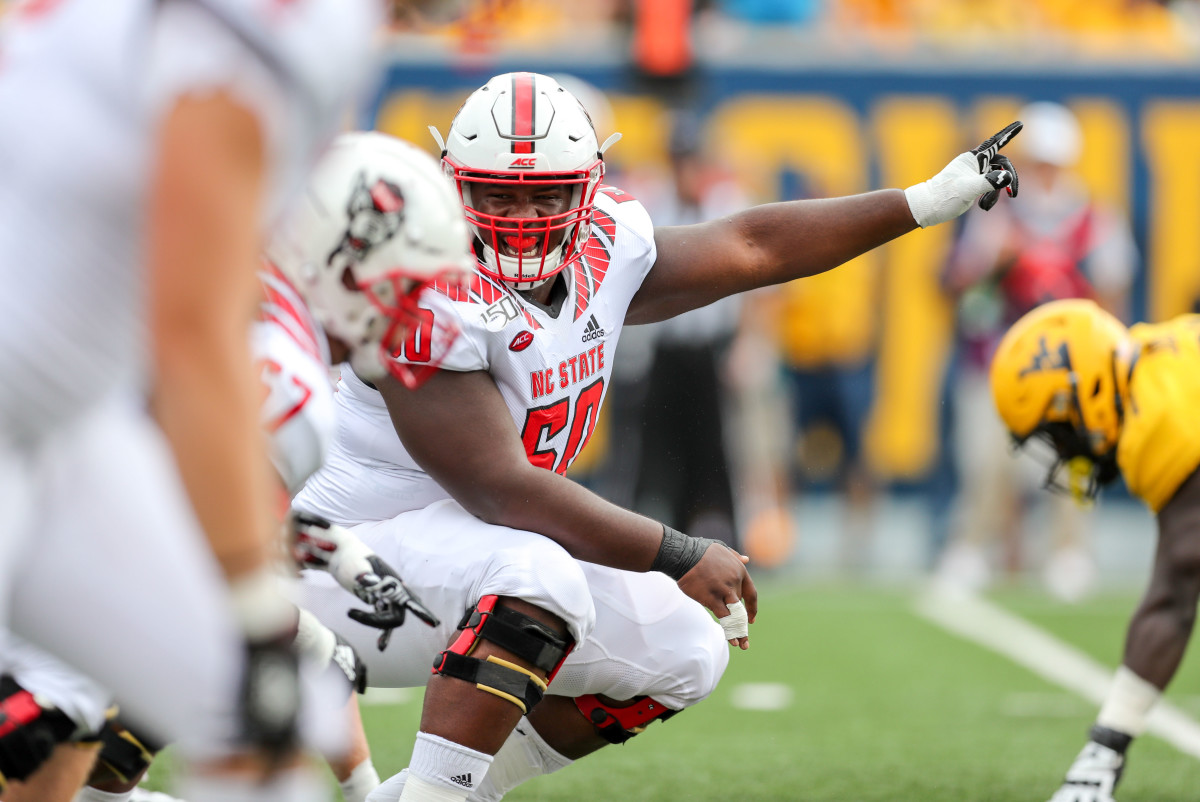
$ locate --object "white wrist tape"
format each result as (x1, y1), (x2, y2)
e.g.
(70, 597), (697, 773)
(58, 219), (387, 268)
(1097, 665), (1161, 737)
(229, 568), (296, 640)
(718, 599), (749, 640)
(321, 525), (377, 594)
(904, 151), (992, 228)
(294, 608), (337, 665)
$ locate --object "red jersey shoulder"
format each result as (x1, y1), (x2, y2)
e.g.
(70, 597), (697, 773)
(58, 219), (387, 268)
(259, 356), (315, 434)
(258, 262), (324, 362)
(572, 207), (617, 322)
(431, 270), (542, 332)
(598, 185), (637, 204)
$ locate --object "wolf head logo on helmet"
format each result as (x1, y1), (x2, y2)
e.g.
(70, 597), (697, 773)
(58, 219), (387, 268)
(990, 299), (1133, 501)
(268, 132), (474, 388)
(330, 174), (406, 265)
(431, 72), (621, 288)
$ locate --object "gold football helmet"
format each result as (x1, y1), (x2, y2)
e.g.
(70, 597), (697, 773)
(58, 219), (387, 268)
(990, 299), (1132, 501)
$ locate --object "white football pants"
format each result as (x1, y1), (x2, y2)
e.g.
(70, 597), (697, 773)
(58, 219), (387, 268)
(291, 498), (730, 711)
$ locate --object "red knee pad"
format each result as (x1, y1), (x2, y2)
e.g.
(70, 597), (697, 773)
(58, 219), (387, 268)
(574, 694), (678, 744)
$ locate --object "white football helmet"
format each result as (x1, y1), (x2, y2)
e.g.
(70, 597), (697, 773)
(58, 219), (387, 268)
(434, 72), (619, 287)
(267, 132), (473, 388)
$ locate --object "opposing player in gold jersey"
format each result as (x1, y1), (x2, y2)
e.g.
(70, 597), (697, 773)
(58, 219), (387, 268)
(991, 299), (1200, 802)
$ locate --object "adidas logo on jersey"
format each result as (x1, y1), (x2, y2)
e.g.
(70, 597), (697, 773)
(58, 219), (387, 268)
(449, 773), (473, 788)
(582, 314), (606, 343)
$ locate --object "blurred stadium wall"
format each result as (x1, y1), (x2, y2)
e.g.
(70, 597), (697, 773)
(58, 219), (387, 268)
(364, 56), (1200, 482)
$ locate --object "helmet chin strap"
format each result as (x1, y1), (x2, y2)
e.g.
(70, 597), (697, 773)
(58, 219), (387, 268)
(481, 243), (563, 290)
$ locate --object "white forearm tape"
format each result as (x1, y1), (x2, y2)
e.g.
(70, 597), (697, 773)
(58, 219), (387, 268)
(718, 600), (749, 640)
(229, 567), (296, 640)
(1097, 665), (1161, 737)
(294, 608), (337, 666)
(322, 525), (376, 595)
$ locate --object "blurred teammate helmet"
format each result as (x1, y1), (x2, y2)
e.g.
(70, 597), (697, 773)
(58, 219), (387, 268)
(434, 72), (617, 287)
(990, 299), (1132, 501)
(1017, 101), (1082, 168)
(268, 132), (473, 388)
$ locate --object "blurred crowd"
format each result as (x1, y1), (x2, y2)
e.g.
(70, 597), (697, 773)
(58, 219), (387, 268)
(0, 0), (1158, 601)
(568, 94), (1141, 602)
(380, 0), (1200, 61)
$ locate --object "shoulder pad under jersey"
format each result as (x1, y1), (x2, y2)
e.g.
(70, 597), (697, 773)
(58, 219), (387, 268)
(1118, 315), (1200, 512)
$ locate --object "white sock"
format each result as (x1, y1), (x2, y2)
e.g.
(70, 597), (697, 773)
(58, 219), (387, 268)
(473, 720), (572, 802)
(73, 788), (134, 802)
(178, 766), (326, 802)
(1097, 665), (1162, 737)
(341, 758), (382, 802)
(399, 732), (494, 802)
(370, 723), (572, 802)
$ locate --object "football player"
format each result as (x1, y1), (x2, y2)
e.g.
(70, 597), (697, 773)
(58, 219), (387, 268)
(2, 133), (472, 802)
(0, 1), (382, 800)
(991, 300), (1200, 802)
(292, 72), (1022, 802)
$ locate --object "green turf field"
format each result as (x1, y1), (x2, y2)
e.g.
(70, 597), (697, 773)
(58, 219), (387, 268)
(149, 581), (1200, 800)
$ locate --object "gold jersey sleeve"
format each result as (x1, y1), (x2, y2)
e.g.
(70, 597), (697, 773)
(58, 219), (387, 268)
(1117, 315), (1200, 512)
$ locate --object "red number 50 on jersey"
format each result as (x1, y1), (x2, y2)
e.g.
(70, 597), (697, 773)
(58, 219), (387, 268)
(520, 378), (604, 475)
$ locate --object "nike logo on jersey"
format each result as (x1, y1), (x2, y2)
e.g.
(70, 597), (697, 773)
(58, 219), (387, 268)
(582, 314), (606, 343)
(530, 343), (606, 400)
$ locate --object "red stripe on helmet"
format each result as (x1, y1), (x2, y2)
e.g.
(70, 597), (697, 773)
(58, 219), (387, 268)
(511, 73), (535, 154)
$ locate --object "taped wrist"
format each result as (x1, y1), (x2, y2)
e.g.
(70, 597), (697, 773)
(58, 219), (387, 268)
(431, 596), (573, 715)
(293, 513), (377, 596)
(229, 568), (296, 641)
(651, 525), (718, 581)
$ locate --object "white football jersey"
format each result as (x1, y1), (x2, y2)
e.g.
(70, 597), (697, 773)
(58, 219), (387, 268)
(255, 267), (336, 496)
(295, 188), (657, 525)
(0, 0), (379, 444)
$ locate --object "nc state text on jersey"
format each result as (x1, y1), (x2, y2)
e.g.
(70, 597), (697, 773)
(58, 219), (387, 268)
(530, 343), (605, 400)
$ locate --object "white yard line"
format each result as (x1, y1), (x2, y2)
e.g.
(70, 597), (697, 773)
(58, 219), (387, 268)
(914, 585), (1200, 760)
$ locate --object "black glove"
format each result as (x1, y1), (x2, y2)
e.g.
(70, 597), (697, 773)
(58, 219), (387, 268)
(331, 632), (368, 695)
(238, 631), (301, 762)
(971, 121), (1023, 211)
(347, 555), (440, 651)
(0, 676), (76, 788)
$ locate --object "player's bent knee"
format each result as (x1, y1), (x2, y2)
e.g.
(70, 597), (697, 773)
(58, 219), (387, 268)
(661, 607), (731, 710)
(431, 596), (574, 715)
(487, 541), (595, 644)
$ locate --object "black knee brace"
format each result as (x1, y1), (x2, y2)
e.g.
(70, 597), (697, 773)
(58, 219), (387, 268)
(95, 720), (161, 784)
(574, 695), (678, 744)
(431, 595), (573, 715)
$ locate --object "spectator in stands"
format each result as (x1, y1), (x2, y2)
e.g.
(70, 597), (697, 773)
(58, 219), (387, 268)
(771, 167), (880, 574)
(936, 101), (1138, 600)
(596, 111), (750, 550)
